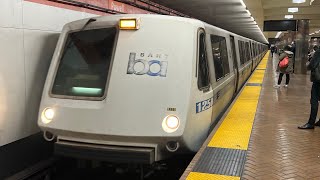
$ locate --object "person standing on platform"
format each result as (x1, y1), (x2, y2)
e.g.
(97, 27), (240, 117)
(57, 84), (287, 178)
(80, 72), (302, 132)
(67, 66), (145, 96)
(291, 41), (296, 55)
(270, 45), (275, 57)
(298, 48), (320, 129)
(308, 45), (318, 61)
(291, 42), (296, 73)
(274, 45), (294, 88)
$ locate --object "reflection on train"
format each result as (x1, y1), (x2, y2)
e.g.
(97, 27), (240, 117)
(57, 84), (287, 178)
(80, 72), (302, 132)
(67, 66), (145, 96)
(38, 15), (267, 164)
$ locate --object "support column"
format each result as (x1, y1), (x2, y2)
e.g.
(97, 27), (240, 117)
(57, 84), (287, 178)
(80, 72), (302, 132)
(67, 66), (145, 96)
(294, 20), (310, 74)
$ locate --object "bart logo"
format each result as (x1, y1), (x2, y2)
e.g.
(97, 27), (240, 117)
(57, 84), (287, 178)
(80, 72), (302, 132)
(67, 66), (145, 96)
(127, 53), (168, 77)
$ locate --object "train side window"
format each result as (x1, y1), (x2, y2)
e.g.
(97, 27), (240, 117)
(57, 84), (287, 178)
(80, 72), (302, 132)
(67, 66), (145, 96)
(245, 42), (250, 62)
(238, 40), (245, 65)
(254, 43), (257, 56)
(249, 43), (253, 58)
(210, 35), (230, 81)
(242, 41), (247, 63)
(197, 32), (210, 90)
(238, 41), (241, 64)
(252, 43), (254, 57)
(252, 43), (255, 57)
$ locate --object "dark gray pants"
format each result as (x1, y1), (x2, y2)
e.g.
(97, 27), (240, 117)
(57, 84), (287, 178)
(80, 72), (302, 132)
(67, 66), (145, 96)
(308, 82), (320, 124)
(278, 73), (290, 85)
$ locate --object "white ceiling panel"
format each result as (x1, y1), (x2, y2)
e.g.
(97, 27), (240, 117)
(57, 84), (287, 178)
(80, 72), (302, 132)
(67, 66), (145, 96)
(150, 0), (268, 43)
(151, 0), (320, 41)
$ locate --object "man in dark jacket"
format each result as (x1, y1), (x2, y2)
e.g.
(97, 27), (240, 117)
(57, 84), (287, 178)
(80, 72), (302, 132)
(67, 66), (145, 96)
(270, 45), (275, 57)
(298, 49), (320, 129)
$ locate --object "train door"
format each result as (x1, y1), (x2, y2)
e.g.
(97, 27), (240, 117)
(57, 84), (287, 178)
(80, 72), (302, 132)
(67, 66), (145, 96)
(230, 35), (239, 93)
(195, 29), (213, 129)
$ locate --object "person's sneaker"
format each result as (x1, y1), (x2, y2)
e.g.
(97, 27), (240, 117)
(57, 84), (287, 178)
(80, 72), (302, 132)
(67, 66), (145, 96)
(298, 123), (314, 129)
(273, 84), (280, 88)
(284, 84), (288, 88)
(315, 120), (320, 126)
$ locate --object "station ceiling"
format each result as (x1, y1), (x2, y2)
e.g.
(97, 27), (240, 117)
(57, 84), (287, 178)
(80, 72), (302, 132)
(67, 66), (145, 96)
(151, 0), (320, 44)
(257, 0), (320, 38)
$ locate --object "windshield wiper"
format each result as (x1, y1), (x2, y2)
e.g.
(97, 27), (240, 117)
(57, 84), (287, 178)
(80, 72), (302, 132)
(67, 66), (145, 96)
(60, 18), (97, 59)
(80, 18), (97, 31)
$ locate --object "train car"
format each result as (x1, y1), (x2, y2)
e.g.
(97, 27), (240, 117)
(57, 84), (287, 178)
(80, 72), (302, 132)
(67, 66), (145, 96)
(38, 14), (267, 164)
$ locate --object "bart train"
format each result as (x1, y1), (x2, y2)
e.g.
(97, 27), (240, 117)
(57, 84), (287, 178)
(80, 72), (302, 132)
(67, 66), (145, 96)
(38, 14), (267, 164)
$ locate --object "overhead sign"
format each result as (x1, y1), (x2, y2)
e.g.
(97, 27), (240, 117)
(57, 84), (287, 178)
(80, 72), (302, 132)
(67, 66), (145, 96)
(264, 20), (297, 31)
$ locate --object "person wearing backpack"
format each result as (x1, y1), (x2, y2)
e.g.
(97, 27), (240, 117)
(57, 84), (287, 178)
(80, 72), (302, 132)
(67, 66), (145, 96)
(274, 45), (294, 88)
(298, 49), (320, 129)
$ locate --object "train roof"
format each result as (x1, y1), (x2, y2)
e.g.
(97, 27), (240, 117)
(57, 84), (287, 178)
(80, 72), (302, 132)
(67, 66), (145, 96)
(66, 14), (266, 45)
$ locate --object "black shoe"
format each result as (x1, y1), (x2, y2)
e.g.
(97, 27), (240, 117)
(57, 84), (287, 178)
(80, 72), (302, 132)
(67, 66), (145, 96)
(298, 123), (314, 129)
(315, 121), (320, 127)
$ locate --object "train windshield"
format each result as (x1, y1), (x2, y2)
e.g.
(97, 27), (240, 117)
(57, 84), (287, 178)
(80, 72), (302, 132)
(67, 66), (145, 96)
(51, 27), (116, 98)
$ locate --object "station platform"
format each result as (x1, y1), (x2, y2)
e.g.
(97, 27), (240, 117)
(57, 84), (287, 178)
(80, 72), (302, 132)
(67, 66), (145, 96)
(181, 52), (320, 180)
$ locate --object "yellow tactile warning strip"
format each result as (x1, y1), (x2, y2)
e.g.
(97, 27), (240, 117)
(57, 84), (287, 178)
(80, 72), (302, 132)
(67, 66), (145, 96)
(256, 56), (268, 70)
(207, 86), (260, 150)
(248, 55), (269, 84)
(208, 53), (269, 150)
(247, 71), (265, 84)
(185, 52), (270, 179)
(187, 172), (240, 180)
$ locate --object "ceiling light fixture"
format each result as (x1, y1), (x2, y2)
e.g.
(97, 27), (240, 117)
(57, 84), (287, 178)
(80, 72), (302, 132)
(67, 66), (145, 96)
(288, 7), (299, 13)
(292, 0), (305, 3)
(240, 0), (246, 8)
(285, 15), (294, 19)
(246, 9), (251, 16)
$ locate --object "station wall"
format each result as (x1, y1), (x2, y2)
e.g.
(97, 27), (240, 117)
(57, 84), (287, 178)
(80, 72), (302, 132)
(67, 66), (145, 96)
(0, 0), (154, 146)
(0, 0), (100, 146)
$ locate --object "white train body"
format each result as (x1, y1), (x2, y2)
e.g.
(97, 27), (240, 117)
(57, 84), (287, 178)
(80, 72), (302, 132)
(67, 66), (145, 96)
(38, 14), (267, 164)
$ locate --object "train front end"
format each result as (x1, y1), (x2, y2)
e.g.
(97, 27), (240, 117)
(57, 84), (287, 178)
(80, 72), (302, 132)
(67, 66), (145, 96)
(38, 15), (197, 164)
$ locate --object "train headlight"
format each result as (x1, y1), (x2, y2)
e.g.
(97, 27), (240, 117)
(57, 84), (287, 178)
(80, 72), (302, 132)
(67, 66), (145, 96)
(162, 115), (180, 133)
(41, 108), (54, 124)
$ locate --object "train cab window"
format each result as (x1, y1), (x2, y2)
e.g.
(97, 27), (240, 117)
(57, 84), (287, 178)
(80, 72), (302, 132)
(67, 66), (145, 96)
(210, 35), (230, 81)
(51, 27), (117, 98)
(198, 32), (210, 90)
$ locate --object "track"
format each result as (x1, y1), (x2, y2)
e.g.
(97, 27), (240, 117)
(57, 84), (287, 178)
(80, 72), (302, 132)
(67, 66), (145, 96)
(21, 155), (193, 180)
